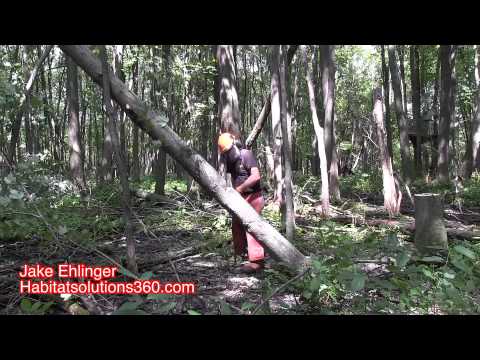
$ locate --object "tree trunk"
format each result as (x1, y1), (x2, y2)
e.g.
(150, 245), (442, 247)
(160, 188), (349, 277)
(410, 45), (422, 176)
(472, 45), (480, 172)
(398, 46), (408, 115)
(414, 193), (448, 255)
(388, 45), (414, 183)
(320, 45), (340, 200)
(8, 45), (53, 163)
(245, 45), (297, 149)
(217, 45), (241, 139)
(430, 47), (441, 177)
(66, 55), (86, 193)
(271, 48), (284, 205)
(301, 45), (330, 217)
(99, 45), (138, 274)
(437, 45), (456, 183)
(373, 88), (401, 216)
(60, 45), (308, 271)
(131, 49), (140, 181)
(276, 45), (295, 241)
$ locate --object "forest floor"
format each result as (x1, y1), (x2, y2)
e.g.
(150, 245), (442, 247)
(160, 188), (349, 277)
(1, 170), (480, 315)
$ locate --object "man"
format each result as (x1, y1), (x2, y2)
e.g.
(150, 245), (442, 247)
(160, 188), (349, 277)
(218, 133), (266, 273)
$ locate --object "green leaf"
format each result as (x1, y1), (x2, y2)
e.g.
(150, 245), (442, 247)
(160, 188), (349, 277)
(117, 266), (138, 280)
(31, 301), (43, 313)
(453, 245), (476, 260)
(20, 298), (32, 313)
(4, 173), (16, 185)
(140, 271), (153, 280)
(112, 301), (147, 315)
(396, 251), (411, 268)
(241, 302), (255, 311)
(9, 189), (23, 200)
(219, 301), (232, 315)
(157, 302), (177, 313)
(350, 273), (366, 292)
(58, 225), (68, 235)
(147, 294), (176, 301)
(187, 309), (201, 315)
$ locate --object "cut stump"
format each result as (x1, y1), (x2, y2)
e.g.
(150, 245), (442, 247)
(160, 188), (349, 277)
(414, 193), (448, 255)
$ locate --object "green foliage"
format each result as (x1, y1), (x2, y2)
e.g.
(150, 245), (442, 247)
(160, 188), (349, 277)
(20, 298), (55, 315)
(340, 171), (383, 194)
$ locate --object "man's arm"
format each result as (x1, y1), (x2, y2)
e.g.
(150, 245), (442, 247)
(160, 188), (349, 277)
(236, 167), (261, 194)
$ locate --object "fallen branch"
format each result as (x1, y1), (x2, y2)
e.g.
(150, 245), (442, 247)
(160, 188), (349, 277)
(251, 268), (309, 315)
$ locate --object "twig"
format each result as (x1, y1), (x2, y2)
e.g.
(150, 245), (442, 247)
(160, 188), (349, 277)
(251, 268), (309, 315)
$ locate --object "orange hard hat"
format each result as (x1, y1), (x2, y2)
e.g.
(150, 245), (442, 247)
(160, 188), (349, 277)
(218, 133), (234, 154)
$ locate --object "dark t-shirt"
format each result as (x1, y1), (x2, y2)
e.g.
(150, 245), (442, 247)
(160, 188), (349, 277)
(227, 149), (261, 193)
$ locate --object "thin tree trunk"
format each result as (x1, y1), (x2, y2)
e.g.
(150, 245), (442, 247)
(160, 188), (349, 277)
(410, 45), (423, 176)
(430, 47), (441, 177)
(60, 45), (307, 271)
(131, 48), (140, 181)
(472, 45), (480, 173)
(276, 45), (295, 241)
(373, 88), (401, 216)
(388, 45), (414, 183)
(301, 45), (330, 217)
(398, 45), (408, 114)
(66, 55), (86, 193)
(437, 45), (456, 183)
(244, 45), (297, 149)
(320, 45), (340, 200)
(99, 45), (137, 274)
(8, 45), (53, 163)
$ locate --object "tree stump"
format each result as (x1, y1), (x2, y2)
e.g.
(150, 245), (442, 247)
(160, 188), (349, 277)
(414, 193), (448, 255)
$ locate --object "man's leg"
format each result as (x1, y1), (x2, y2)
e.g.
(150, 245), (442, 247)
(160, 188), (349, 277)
(245, 193), (265, 262)
(232, 215), (247, 257)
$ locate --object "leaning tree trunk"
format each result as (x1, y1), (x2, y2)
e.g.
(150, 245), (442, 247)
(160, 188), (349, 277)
(100, 46), (137, 274)
(301, 45), (330, 217)
(8, 45), (53, 163)
(414, 193), (448, 255)
(60, 45), (308, 271)
(437, 45), (456, 183)
(66, 55), (87, 193)
(373, 88), (401, 216)
(388, 45), (414, 183)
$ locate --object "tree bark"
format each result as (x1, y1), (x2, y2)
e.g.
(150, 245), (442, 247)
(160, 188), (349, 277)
(60, 45), (308, 271)
(131, 48), (140, 181)
(217, 45), (241, 139)
(99, 45), (138, 274)
(301, 45), (330, 217)
(8, 45), (53, 163)
(66, 55), (86, 193)
(414, 193), (448, 255)
(472, 45), (480, 172)
(276, 45), (296, 241)
(388, 45), (414, 183)
(381, 52), (393, 156)
(244, 45), (298, 149)
(410, 45), (422, 176)
(320, 45), (340, 200)
(373, 88), (401, 216)
(437, 45), (456, 183)
(430, 47), (441, 177)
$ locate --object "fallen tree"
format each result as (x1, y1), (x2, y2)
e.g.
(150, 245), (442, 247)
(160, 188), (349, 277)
(324, 214), (480, 241)
(59, 45), (308, 271)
